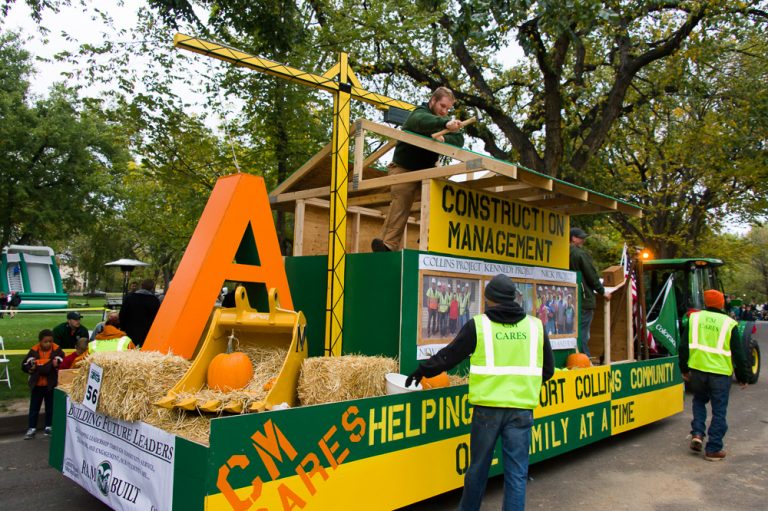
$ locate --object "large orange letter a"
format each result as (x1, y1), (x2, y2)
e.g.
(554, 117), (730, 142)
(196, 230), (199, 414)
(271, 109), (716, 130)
(142, 173), (292, 359)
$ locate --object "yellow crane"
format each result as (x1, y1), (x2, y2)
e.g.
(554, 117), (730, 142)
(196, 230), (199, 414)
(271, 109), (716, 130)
(174, 34), (414, 356)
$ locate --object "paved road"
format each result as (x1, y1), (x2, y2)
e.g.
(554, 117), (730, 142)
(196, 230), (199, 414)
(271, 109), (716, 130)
(1, 340), (764, 510)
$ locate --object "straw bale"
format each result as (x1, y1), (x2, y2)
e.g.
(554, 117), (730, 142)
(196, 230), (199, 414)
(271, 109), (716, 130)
(144, 408), (211, 446)
(448, 373), (468, 386)
(67, 351), (191, 422)
(297, 355), (398, 406)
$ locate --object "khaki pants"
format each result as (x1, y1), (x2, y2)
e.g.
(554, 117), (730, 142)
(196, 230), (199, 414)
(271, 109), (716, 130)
(380, 163), (418, 250)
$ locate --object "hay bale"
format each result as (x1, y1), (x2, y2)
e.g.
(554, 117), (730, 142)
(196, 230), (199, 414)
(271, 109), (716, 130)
(67, 351), (190, 422)
(144, 408), (211, 446)
(448, 373), (468, 386)
(298, 355), (398, 406)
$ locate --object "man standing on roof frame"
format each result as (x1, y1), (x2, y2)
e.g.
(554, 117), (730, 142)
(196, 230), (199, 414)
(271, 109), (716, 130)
(372, 87), (465, 252)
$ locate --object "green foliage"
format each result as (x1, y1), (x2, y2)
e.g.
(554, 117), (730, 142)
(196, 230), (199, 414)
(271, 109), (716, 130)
(593, 30), (768, 257)
(0, 31), (132, 251)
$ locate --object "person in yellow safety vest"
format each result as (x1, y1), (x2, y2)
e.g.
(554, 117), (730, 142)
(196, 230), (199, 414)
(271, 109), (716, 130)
(438, 282), (451, 337)
(678, 289), (750, 462)
(90, 315), (136, 353)
(426, 279), (440, 336)
(458, 284), (471, 329)
(407, 274), (554, 510)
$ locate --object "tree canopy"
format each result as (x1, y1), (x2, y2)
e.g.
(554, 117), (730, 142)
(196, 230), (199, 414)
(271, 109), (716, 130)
(3, 0), (768, 290)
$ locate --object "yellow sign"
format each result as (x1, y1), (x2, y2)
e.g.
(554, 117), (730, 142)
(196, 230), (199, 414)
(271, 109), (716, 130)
(429, 181), (570, 268)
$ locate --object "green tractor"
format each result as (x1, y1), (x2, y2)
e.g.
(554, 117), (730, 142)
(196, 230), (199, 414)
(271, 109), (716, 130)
(643, 257), (761, 384)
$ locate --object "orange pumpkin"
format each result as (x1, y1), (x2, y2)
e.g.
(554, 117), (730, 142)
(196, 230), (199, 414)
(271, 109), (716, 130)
(566, 353), (592, 369)
(208, 335), (254, 391)
(421, 372), (450, 389)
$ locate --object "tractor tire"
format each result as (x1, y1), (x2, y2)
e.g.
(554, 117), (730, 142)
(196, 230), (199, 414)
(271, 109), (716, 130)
(745, 338), (760, 385)
(739, 321), (760, 385)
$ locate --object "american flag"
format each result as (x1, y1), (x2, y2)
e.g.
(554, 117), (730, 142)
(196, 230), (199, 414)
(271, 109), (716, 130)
(620, 244), (656, 353)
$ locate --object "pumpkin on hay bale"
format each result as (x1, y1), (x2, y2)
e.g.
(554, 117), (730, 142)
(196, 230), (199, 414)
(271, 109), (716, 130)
(297, 355), (398, 406)
(566, 353), (592, 369)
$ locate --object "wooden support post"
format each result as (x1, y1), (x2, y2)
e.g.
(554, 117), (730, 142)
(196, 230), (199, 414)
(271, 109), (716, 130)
(419, 179), (431, 251)
(352, 120), (365, 191)
(603, 295), (611, 365)
(294, 199), (306, 256)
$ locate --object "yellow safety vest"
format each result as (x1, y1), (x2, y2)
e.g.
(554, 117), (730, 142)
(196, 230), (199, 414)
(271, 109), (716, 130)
(89, 337), (134, 354)
(438, 291), (450, 313)
(469, 314), (544, 409)
(688, 310), (737, 376)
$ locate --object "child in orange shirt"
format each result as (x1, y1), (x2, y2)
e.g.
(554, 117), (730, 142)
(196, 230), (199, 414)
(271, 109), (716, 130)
(22, 329), (64, 439)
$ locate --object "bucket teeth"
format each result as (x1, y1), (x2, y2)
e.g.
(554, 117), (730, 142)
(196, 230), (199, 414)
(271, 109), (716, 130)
(175, 397), (197, 411)
(223, 400), (244, 414)
(248, 401), (266, 413)
(155, 395), (177, 409)
(198, 400), (222, 413)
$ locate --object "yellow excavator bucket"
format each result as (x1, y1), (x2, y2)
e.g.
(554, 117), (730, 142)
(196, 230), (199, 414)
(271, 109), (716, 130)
(155, 285), (307, 413)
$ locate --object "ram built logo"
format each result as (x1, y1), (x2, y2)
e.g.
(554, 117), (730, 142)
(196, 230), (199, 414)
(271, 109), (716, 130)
(81, 459), (142, 504)
(97, 461), (112, 496)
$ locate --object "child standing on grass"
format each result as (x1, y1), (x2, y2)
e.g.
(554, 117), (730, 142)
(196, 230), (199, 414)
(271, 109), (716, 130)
(22, 329), (64, 439)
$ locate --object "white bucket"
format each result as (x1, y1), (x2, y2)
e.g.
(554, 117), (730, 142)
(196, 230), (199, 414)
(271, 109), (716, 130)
(385, 372), (422, 394)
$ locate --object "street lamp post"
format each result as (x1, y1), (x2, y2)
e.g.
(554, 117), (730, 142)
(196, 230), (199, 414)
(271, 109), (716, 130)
(105, 258), (149, 303)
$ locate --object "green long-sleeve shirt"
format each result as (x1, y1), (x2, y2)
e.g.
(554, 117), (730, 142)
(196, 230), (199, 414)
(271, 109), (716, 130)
(392, 104), (465, 170)
(569, 244), (605, 310)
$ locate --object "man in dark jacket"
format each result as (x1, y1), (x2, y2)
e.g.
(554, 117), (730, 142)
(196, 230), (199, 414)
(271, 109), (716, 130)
(372, 87), (465, 252)
(119, 279), (161, 347)
(407, 274), (554, 510)
(679, 289), (750, 461)
(52, 311), (89, 349)
(568, 227), (610, 357)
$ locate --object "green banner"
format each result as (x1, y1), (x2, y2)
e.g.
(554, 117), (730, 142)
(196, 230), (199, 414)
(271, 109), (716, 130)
(647, 276), (680, 354)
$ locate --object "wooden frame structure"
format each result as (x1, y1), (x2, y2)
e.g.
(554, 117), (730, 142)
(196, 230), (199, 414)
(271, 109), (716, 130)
(270, 118), (642, 255)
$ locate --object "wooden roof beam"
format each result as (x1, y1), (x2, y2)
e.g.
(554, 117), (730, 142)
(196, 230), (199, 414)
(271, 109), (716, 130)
(270, 142), (332, 197)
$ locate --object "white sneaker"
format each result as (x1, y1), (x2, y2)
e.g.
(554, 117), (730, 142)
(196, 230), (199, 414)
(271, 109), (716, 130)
(24, 428), (36, 440)
(44, 427), (52, 436)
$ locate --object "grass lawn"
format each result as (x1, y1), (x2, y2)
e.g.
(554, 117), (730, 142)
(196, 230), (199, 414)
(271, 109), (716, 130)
(0, 307), (105, 401)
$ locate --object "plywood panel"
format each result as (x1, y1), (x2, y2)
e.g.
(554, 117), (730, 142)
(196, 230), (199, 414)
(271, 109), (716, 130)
(590, 283), (631, 363)
(297, 201), (417, 255)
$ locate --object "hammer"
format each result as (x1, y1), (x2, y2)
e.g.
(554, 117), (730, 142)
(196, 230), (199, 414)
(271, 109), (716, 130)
(431, 116), (477, 140)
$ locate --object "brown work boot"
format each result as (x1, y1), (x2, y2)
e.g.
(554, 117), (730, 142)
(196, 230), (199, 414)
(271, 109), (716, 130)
(704, 450), (726, 461)
(371, 239), (391, 252)
(689, 434), (703, 452)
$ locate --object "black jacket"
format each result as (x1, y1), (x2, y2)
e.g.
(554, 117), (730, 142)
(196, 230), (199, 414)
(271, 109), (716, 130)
(418, 301), (555, 383)
(22, 343), (65, 390)
(119, 289), (160, 347)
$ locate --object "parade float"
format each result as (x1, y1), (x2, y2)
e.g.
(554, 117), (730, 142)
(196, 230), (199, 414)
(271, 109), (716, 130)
(49, 35), (683, 511)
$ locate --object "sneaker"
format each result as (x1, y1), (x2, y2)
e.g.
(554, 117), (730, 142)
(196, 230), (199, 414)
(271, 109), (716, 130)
(704, 450), (726, 461)
(24, 428), (36, 440)
(690, 434), (703, 452)
(371, 238), (391, 252)
(44, 427), (52, 436)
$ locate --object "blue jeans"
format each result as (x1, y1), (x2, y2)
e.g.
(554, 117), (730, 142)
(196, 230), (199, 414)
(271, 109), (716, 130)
(459, 406), (533, 511)
(579, 309), (594, 357)
(689, 369), (731, 453)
